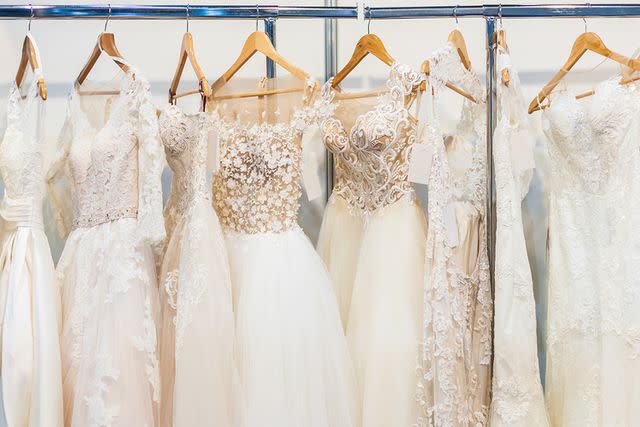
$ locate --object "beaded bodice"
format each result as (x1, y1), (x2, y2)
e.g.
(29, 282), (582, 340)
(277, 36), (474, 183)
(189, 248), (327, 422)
(159, 105), (211, 236)
(318, 63), (424, 213)
(211, 79), (319, 234)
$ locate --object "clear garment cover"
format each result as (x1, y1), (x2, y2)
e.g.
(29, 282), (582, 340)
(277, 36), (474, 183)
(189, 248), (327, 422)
(0, 34), (63, 427)
(209, 76), (359, 427)
(489, 45), (549, 427)
(46, 68), (165, 427)
(416, 42), (493, 427)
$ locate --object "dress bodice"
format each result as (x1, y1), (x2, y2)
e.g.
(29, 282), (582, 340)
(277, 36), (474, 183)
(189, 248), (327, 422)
(211, 79), (318, 234)
(159, 105), (211, 236)
(0, 74), (46, 227)
(318, 63), (424, 212)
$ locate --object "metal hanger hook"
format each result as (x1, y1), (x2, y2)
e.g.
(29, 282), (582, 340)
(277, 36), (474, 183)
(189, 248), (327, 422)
(498, 3), (503, 28)
(582, 16), (588, 33)
(255, 4), (259, 32)
(367, 13), (371, 34)
(186, 3), (190, 33)
(28, 3), (33, 31)
(104, 3), (111, 32)
(454, 5), (459, 26)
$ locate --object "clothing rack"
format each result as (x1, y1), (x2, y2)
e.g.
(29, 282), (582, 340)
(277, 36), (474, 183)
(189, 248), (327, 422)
(3, 3), (640, 282)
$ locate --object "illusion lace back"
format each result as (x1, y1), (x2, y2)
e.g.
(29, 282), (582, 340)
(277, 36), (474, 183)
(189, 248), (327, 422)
(157, 105), (239, 427)
(417, 42), (493, 427)
(47, 68), (165, 427)
(542, 77), (640, 426)
(0, 37), (63, 427)
(489, 46), (549, 427)
(315, 63), (428, 427)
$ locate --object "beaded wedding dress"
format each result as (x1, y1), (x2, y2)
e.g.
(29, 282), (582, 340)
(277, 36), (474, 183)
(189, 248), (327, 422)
(489, 45), (549, 427)
(47, 67), (165, 427)
(416, 42), (492, 427)
(542, 75), (640, 426)
(157, 104), (239, 427)
(209, 78), (358, 427)
(0, 34), (63, 427)
(316, 63), (427, 427)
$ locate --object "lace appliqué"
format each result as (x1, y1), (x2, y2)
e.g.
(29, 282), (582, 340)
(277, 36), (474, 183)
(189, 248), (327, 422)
(83, 353), (120, 427)
(132, 295), (160, 403)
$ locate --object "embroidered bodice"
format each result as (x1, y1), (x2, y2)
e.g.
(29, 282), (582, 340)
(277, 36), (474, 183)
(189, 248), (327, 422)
(159, 105), (211, 236)
(47, 70), (165, 245)
(318, 63), (424, 212)
(0, 65), (46, 227)
(211, 79), (319, 234)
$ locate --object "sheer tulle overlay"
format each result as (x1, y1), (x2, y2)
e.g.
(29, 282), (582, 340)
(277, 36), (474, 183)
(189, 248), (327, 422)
(47, 70), (165, 427)
(543, 77), (640, 426)
(158, 105), (240, 427)
(0, 43), (63, 427)
(316, 64), (427, 426)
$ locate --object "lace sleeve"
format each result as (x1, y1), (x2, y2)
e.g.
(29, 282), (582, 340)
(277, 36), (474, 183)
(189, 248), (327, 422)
(45, 104), (74, 239)
(133, 78), (166, 247)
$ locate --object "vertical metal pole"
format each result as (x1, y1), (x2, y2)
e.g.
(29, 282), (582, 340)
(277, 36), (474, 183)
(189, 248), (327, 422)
(324, 0), (338, 201)
(485, 16), (496, 288)
(265, 17), (276, 78)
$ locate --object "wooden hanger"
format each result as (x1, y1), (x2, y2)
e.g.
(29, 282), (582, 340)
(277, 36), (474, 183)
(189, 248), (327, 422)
(419, 29), (478, 103)
(528, 32), (640, 113)
(331, 33), (394, 89)
(497, 29), (510, 86)
(210, 31), (311, 99)
(15, 33), (47, 100)
(169, 32), (211, 108)
(76, 32), (130, 90)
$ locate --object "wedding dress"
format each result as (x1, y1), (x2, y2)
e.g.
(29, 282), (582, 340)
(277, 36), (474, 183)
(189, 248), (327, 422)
(542, 75), (640, 426)
(489, 45), (549, 427)
(416, 42), (493, 427)
(315, 63), (427, 427)
(0, 34), (63, 427)
(157, 104), (239, 427)
(47, 67), (165, 427)
(209, 78), (358, 427)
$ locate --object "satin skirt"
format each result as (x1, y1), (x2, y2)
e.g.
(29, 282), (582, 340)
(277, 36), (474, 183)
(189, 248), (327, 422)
(158, 198), (241, 427)
(57, 218), (160, 427)
(0, 217), (63, 427)
(225, 226), (359, 427)
(317, 194), (427, 427)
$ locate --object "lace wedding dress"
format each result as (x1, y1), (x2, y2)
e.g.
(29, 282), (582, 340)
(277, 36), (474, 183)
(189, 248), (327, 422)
(0, 34), (63, 427)
(489, 45), (549, 427)
(209, 78), (358, 427)
(157, 104), (239, 427)
(47, 67), (165, 427)
(416, 42), (493, 427)
(542, 76), (640, 426)
(316, 63), (427, 427)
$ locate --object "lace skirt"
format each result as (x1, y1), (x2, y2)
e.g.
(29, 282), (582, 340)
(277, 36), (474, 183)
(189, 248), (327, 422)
(57, 218), (160, 427)
(0, 223), (63, 427)
(158, 198), (241, 427)
(225, 226), (359, 427)
(317, 193), (427, 427)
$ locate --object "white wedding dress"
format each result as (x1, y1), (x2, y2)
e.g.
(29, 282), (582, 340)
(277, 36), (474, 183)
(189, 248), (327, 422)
(0, 34), (63, 427)
(209, 78), (358, 427)
(315, 64), (427, 427)
(47, 67), (165, 427)
(542, 76), (640, 426)
(157, 104), (239, 427)
(416, 42), (493, 427)
(489, 45), (549, 427)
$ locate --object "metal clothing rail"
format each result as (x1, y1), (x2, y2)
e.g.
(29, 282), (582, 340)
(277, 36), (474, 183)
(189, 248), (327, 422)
(3, 3), (640, 284)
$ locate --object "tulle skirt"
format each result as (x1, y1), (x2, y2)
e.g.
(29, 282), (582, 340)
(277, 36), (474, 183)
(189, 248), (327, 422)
(158, 198), (240, 427)
(57, 218), (160, 427)
(0, 223), (62, 427)
(317, 194), (427, 427)
(225, 226), (359, 427)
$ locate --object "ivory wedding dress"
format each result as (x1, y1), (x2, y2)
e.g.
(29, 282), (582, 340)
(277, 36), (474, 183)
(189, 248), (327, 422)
(316, 63), (427, 427)
(157, 104), (239, 427)
(209, 78), (358, 427)
(489, 45), (549, 427)
(542, 76), (640, 426)
(416, 42), (493, 427)
(47, 67), (165, 427)
(0, 34), (63, 427)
